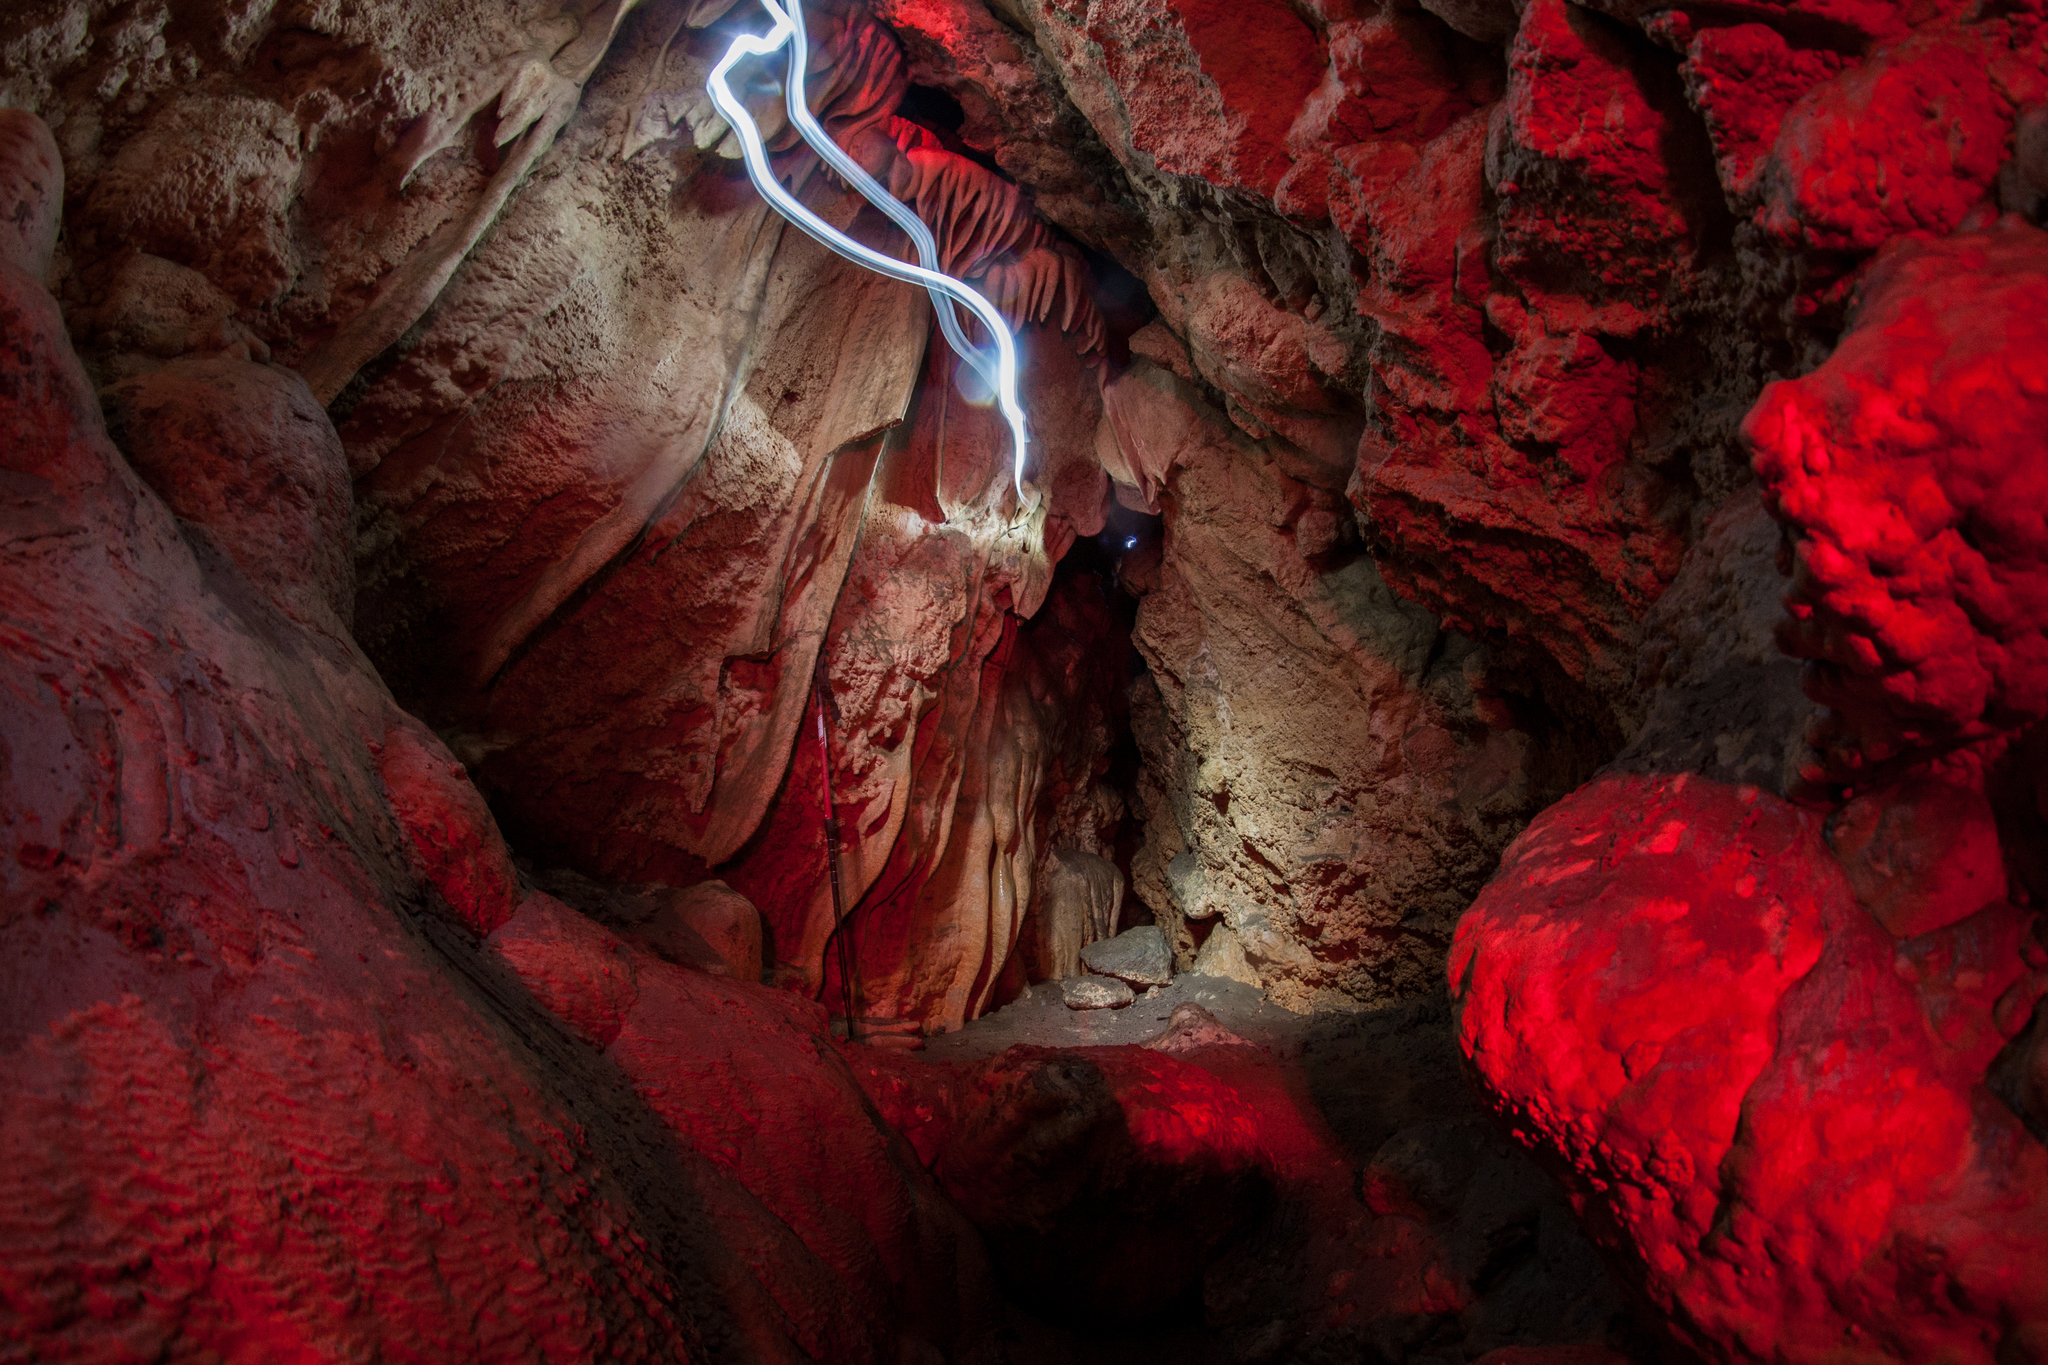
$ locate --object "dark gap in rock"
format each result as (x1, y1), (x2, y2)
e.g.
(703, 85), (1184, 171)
(897, 82), (967, 136)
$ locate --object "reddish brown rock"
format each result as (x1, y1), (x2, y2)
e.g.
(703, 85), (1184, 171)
(101, 357), (355, 627)
(0, 129), (993, 1360)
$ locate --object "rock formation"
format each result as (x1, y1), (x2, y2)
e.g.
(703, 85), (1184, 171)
(5, 0), (2048, 1349)
(0, 107), (990, 1359)
(1453, 225), (2048, 1359)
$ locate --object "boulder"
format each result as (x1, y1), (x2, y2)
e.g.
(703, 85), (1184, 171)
(1026, 847), (1123, 981)
(1080, 924), (1173, 988)
(1453, 772), (2048, 1360)
(643, 881), (766, 982)
(1190, 924), (1262, 988)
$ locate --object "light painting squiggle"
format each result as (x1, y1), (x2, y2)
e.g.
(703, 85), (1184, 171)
(707, 0), (1031, 495)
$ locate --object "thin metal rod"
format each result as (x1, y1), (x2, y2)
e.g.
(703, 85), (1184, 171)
(814, 650), (859, 1041)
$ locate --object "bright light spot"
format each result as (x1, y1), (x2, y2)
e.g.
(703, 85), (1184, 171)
(1124, 536), (1138, 549)
(707, 0), (1030, 495)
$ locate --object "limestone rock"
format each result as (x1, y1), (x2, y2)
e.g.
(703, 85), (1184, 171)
(1452, 773), (2048, 1361)
(1190, 924), (1261, 989)
(648, 880), (766, 982)
(1122, 370), (1564, 1011)
(101, 357), (354, 628)
(1748, 222), (2048, 781)
(1060, 976), (1135, 1010)
(486, 893), (641, 1048)
(1141, 1001), (1250, 1053)
(1608, 492), (1814, 796)
(0, 134), (993, 1361)
(0, 109), (60, 279)
(1828, 777), (2008, 941)
(1079, 924), (1172, 988)
(1025, 847), (1123, 981)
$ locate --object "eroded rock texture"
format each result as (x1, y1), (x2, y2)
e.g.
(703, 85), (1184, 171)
(1453, 224), (2048, 1360)
(1116, 356), (1575, 1010)
(6, 0), (2048, 1346)
(1, 112), (992, 1362)
(857, 0), (2048, 1034)
(5, 0), (1126, 1040)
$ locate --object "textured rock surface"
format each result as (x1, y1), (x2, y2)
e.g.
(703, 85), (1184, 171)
(1060, 974), (1135, 1009)
(1190, 923), (1262, 987)
(1749, 222), (2048, 783)
(0, 149), (993, 1360)
(1118, 363), (1578, 1010)
(8, 0), (2048, 1351)
(1452, 218), (2048, 1357)
(5, 0), (1123, 1042)
(1453, 774), (2048, 1361)
(1023, 845), (1123, 981)
(1078, 922), (1171, 986)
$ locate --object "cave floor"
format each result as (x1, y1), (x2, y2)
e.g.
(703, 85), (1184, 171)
(882, 979), (1652, 1363)
(924, 973), (1315, 1060)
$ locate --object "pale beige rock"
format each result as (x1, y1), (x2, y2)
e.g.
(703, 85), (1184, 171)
(0, 109), (60, 280)
(1061, 976), (1134, 1010)
(1190, 924), (1261, 989)
(1080, 924), (1172, 988)
(1124, 371), (1558, 1012)
(1027, 847), (1123, 981)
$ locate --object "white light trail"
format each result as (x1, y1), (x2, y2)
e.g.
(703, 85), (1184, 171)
(706, 0), (1031, 496)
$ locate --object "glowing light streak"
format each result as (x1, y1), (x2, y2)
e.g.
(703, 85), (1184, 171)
(707, 0), (1031, 495)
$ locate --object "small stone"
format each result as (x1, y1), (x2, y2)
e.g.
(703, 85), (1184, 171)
(1061, 976), (1135, 1010)
(1080, 924), (1173, 987)
(1142, 1002), (1250, 1053)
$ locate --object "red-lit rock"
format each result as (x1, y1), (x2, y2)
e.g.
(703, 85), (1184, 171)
(101, 358), (355, 628)
(1828, 775), (2009, 941)
(1452, 771), (2048, 1360)
(0, 133), (992, 1359)
(1748, 221), (2048, 778)
(1754, 26), (2041, 253)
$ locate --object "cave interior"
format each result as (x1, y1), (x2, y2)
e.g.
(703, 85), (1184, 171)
(1, 0), (2046, 1359)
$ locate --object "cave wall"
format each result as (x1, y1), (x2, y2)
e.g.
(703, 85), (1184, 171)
(864, 0), (2048, 1028)
(3, 0), (1135, 1037)
(0, 109), (995, 1358)
(5, 0), (2048, 1353)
